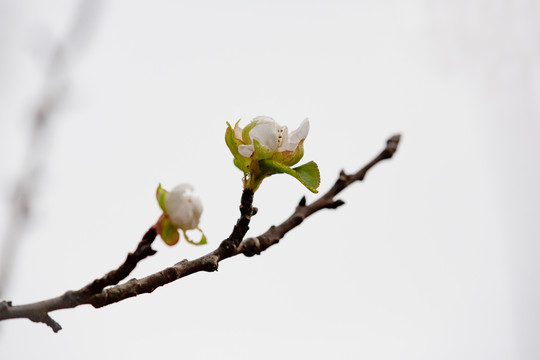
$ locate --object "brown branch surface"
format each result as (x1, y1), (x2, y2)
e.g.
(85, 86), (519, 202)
(0, 134), (400, 332)
(0, 228), (158, 332)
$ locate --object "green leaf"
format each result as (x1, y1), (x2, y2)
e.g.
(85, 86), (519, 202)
(156, 184), (168, 213)
(161, 218), (180, 246)
(259, 160), (320, 193)
(293, 161), (321, 191)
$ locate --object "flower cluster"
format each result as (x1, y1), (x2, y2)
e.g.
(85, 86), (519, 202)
(225, 116), (320, 192)
(155, 183), (206, 246)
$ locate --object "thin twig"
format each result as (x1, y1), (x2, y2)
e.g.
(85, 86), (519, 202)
(0, 134), (400, 332)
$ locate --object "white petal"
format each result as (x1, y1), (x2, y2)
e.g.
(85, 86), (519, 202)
(249, 121), (279, 151)
(278, 125), (289, 148)
(165, 183), (203, 230)
(170, 183), (194, 194)
(169, 205), (195, 230)
(289, 118), (309, 142)
(233, 123), (243, 141)
(190, 195), (203, 221)
(238, 144), (255, 157)
(252, 116), (275, 124)
(279, 118), (309, 151)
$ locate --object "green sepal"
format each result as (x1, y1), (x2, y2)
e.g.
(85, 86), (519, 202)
(182, 228), (207, 246)
(161, 218), (180, 246)
(225, 121), (251, 173)
(225, 122), (240, 157)
(156, 184), (168, 214)
(259, 160), (320, 193)
(233, 158), (246, 172)
(271, 140), (305, 167)
(252, 139), (274, 161)
(241, 119), (258, 144)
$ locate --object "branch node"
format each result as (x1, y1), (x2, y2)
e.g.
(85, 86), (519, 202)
(27, 311), (62, 333)
(202, 256), (219, 272)
(0, 300), (12, 309)
(251, 207), (258, 216)
(0, 300), (12, 318)
(62, 290), (78, 306)
(175, 259), (188, 266)
(292, 215), (304, 226)
(242, 237), (261, 257)
(42, 314), (62, 333)
(338, 170), (352, 185)
(382, 134), (401, 159)
(218, 239), (236, 256)
(327, 199), (346, 209)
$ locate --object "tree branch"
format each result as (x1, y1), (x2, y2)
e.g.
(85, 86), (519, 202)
(239, 134), (402, 255)
(0, 134), (400, 332)
(0, 228), (158, 332)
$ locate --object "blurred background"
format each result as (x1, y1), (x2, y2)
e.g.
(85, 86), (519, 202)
(0, 0), (539, 359)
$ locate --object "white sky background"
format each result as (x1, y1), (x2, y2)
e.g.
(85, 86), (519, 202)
(0, 0), (539, 359)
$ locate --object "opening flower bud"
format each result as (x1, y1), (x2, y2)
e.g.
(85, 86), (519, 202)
(225, 116), (320, 193)
(155, 183), (206, 246)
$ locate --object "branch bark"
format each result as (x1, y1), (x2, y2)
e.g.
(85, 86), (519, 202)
(0, 134), (400, 332)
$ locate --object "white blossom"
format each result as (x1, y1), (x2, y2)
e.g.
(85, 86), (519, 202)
(237, 116), (310, 158)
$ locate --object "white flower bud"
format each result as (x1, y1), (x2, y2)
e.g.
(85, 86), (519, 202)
(164, 183), (203, 231)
